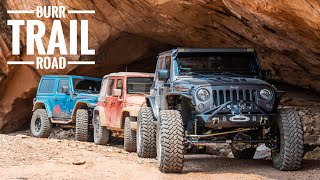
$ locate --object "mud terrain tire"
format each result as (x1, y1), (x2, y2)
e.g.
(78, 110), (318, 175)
(75, 109), (89, 142)
(93, 114), (110, 145)
(124, 117), (137, 152)
(157, 110), (184, 173)
(30, 109), (52, 138)
(271, 108), (304, 171)
(232, 147), (256, 159)
(137, 107), (156, 158)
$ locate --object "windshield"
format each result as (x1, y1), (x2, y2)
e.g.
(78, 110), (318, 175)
(127, 77), (153, 94)
(72, 78), (101, 93)
(176, 52), (259, 76)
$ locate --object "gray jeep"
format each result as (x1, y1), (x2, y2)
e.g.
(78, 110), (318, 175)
(136, 48), (304, 173)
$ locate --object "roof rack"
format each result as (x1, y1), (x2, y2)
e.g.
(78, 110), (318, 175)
(177, 47), (254, 53)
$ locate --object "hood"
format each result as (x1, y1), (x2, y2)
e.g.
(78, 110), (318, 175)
(74, 93), (99, 108)
(125, 95), (146, 106)
(75, 93), (99, 101)
(173, 77), (270, 88)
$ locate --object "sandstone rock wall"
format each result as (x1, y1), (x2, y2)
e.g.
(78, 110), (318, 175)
(0, 0), (320, 132)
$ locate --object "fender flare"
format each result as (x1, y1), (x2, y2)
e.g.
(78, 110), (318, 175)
(146, 96), (155, 109)
(146, 95), (158, 118)
(32, 101), (52, 118)
(122, 106), (140, 117)
(93, 106), (107, 127)
(71, 101), (90, 120)
(119, 106), (142, 129)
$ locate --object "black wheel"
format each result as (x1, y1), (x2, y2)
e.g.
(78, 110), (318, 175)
(30, 109), (52, 138)
(93, 114), (110, 145)
(137, 107), (156, 158)
(157, 110), (184, 173)
(75, 109), (89, 142)
(231, 146), (256, 159)
(271, 108), (304, 171)
(124, 117), (137, 152)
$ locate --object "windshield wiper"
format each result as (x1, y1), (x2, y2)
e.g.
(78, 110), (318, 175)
(75, 89), (96, 93)
(180, 71), (209, 78)
(129, 92), (149, 95)
(212, 72), (244, 77)
(179, 67), (208, 77)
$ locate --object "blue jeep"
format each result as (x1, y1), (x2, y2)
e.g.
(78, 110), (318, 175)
(30, 75), (102, 141)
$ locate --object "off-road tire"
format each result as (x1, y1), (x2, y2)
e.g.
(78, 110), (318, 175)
(271, 108), (304, 171)
(232, 147), (256, 159)
(30, 109), (52, 138)
(75, 109), (89, 142)
(157, 110), (184, 173)
(124, 117), (137, 152)
(137, 107), (156, 158)
(93, 114), (110, 145)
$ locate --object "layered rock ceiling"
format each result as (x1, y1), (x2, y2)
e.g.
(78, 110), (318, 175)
(0, 0), (320, 132)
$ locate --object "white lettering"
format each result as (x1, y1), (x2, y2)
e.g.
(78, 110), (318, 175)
(36, 56), (66, 69)
(7, 20), (24, 55)
(47, 20), (67, 55)
(81, 20), (95, 55)
(26, 20), (46, 55)
(69, 20), (77, 55)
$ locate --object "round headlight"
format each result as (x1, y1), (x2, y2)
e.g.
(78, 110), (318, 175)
(260, 88), (273, 100)
(196, 88), (210, 102)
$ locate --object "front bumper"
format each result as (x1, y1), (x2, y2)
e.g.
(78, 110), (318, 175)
(196, 100), (275, 128)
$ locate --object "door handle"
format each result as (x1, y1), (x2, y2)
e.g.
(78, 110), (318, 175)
(53, 97), (58, 101)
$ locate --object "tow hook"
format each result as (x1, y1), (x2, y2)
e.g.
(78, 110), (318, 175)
(259, 117), (268, 125)
(212, 117), (219, 125)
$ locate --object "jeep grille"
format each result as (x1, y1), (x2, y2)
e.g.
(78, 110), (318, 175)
(212, 89), (258, 106)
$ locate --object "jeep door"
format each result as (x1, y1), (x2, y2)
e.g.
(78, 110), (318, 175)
(52, 78), (73, 120)
(37, 78), (56, 117)
(110, 78), (124, 128)
(105, 77), (115, 127)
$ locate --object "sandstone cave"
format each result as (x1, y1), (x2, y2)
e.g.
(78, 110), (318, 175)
(0, 0), (320, 147)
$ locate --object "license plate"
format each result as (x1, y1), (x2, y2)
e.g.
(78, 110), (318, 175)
(229, 114), (250, 122)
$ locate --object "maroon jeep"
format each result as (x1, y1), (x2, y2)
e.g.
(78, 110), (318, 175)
(93, 72), (154, 152)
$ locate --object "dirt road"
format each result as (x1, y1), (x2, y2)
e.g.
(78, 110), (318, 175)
(0, 133), (319, 180)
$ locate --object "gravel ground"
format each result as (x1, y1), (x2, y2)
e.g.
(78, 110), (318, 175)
(0, 133), (319, 180)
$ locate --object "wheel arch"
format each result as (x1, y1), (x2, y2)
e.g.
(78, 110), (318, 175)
(32, 101), (52, 118)
(146, 95), (159, 118)
(93, 106), (108, 127)
(146, 96), (154, 108)
(165, 94), (184, 110)
(121, 111), (131, 129)
(71, 101), (89, 120)
(120, 106), (140, 129)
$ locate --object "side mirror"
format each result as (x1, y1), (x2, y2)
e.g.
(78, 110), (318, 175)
(261, 69), (272, 81)
(62, 86), (69, 94)
(112, 89), (122, 97)
(158, 69), (168, 81)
